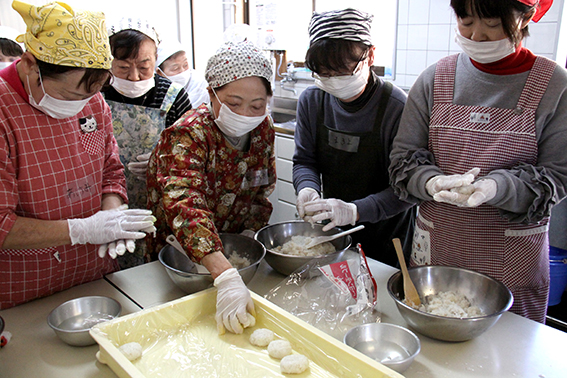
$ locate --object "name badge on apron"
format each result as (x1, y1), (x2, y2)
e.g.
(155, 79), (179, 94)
(328, 130), (360, 153)
(242, 169), (269, 189)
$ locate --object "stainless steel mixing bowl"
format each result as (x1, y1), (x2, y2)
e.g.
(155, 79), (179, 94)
(387, 265), (513, 342)
(47, 296), (121, 346)
(159, 233), (265, 294)
(254, 220), (352, 276)
(344, 322), (421, 373)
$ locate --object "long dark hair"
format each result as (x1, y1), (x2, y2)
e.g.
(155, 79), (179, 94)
(305, 39), (370, 74)
(450, 0), (535, 45)
(36, 59), (110, 93)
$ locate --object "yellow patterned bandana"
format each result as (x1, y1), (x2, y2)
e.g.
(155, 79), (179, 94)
(12, 0), (112, 69)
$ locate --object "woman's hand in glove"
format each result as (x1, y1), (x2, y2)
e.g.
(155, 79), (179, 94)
(68, 207), (156, 251)
(433, 178), (497, 207)
(425, 168), (480, 197)
(303, 198), (357, 232)
(127, 152), (152, 181)
(296, 187), (320, 219)
(214, 268), (256, 335)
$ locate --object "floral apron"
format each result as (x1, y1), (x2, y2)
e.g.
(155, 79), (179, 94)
(412, 54), (556, 322)
(105, 83), (182, 266)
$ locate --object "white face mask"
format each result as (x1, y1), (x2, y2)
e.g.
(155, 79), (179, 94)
(0, 62), (12, 70)
(455, 29), (516, 64)
(314, 60), (370, 100)
(111, 76), (155, 98)
(211, 89), (267, 138)
(26, 71), (93, 119)
(163, 69), (191, 88)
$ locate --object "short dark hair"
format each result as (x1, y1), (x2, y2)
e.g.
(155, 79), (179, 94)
(305, 38), (369, 75)
(213, 77), (273, 97)
(450, 0), (534, 45)
(0, 38), (23, 57)
(36, 59), (110, 93)
(109, 29), (156, 61)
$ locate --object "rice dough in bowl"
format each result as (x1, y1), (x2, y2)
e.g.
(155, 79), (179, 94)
(405, 291), (485, 318)
(273, 235), (336, 257)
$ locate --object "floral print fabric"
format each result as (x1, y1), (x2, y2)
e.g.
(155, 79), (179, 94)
(147, 104), (276, 262)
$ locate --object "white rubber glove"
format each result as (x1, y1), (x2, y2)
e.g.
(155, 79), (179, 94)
(303, 198), (357, 232)
(296, 187), (320, 219)
(239, 229), (255, 239)
(127, 152), (151, 180)
(214, 268), (256, 335)
(68, 207), (156, 246)
(98, 239), (137, 259)
(433, 178), (497, 208)
(425, 168), (481, 197)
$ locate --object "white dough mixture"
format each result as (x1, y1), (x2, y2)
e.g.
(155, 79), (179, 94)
(409, 291), (485, 318)
(273, 235), (336, 257)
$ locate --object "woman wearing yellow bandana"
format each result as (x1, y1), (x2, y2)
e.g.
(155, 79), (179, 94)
(0, 1), (156, 309)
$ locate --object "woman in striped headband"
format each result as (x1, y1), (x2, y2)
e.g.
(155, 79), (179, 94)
(389, 0), (562, 323)
(293, 8), (416, 268)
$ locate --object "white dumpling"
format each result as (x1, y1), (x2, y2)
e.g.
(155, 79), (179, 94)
(280, 354), (310, 374)
(268, 339), (292, 359)
(118, 342), (142, 361)
(249, 328), (275, 347)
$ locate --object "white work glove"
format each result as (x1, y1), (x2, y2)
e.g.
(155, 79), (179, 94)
(296, 187), (320, 219)
(214, 268), (256, 335)
(127, 152), (151, 180)
(303, 198), (357, 232)
(68, 207), (156, 248)
(425, 168), (480, 197)
(239, 229), (255, 238)
(433, 178), (497, 208)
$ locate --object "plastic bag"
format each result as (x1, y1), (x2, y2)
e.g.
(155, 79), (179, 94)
(264, 244), (380, 340)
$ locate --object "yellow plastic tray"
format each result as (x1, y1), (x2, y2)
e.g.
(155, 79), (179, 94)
(91, 288), (403, 378)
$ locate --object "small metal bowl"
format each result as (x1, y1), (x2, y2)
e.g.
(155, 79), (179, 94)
(254, 221), (352, 275)
(344, 323), (420, 373)
(387, 265), (513, 342)
(47, 296), (121, 346)
(159, 233), (266, 294)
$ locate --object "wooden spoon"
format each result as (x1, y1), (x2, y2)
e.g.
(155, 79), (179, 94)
(392, 238), (421, 307)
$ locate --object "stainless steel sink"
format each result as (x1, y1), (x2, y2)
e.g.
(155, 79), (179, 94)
(271, 96), (297, 125)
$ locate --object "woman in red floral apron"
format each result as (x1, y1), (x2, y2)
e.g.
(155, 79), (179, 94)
(389, 0), (565, 323)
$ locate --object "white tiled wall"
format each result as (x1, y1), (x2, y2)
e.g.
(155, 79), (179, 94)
(392, 0), (565, 90)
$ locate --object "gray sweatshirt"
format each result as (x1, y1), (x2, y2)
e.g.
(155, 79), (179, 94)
(389, 53), (567, 223)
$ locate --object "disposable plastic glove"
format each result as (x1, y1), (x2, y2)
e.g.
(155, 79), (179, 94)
(98, 239), (137, 259)
(303, 198), (357, 232)
(239, 229), (255, 239)
(425, 168), (481, 197)
(433, 178), (497, 208)
(296, 187), (320, 219)
(68, 207), (156, 247)
(127, 152), (151, 180)
(214, 268), (256, 335)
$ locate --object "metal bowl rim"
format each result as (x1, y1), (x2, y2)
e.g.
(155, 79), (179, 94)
(343, 322), (421, 361)
(47, 296), (122, 333)
(387, 265), (513, 321)
(158, 234), (266, 277)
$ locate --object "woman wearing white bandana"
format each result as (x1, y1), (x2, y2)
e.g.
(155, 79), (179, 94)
(147, 41), (276, 335)
(293, 8), (416, 268)
(389, 0), (565, 322)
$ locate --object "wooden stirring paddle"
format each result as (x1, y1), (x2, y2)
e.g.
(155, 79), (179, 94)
(392, 238), (421, 307)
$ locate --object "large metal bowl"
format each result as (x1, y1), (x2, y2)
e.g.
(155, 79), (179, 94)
(254, 221), (352, 276)
(159, 233), (265, 294)
(387, 265), (513, 342)
(47, 296), (121, 346)
(344, 323), (420, 373)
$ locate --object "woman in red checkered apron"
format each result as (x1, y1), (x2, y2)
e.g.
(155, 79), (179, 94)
(0, 1), (155, 310)
(389, 0), (565, 322)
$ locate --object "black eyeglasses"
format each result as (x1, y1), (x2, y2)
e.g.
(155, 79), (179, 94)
(312, 52), (368, 79)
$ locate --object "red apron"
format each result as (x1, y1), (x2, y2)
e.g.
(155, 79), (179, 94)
(411, 54), (556, 322)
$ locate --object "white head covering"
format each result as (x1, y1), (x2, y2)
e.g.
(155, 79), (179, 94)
(107, 16), (160, 45)
(205, 41), (272, 88)
(156, 39), (184, 68)
(308, 8), (374, 46)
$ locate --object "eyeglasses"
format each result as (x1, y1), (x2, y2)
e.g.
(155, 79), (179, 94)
(312, 53), (368, 79)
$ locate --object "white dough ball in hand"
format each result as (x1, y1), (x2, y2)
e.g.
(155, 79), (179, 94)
(280, 354), (310, 374)
(118, 342), (142, 361)
(268, 339), (292, 359)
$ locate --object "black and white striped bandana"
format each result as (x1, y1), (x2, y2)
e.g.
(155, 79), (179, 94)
(308, 8), (374, 46)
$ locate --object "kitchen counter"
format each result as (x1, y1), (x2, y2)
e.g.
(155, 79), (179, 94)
(2, 257), (567, 377)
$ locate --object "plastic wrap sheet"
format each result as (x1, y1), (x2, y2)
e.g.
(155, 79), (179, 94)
(90, 289), (401, 378)
(265, 248), (381, 341)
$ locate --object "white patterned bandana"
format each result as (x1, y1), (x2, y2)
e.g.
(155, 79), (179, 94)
(205, 41), (272, 88)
